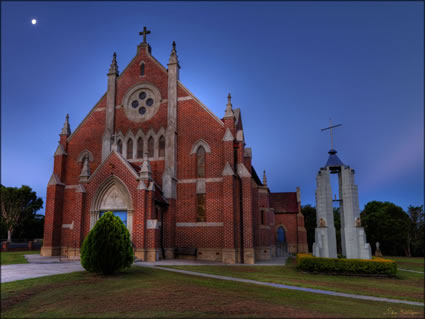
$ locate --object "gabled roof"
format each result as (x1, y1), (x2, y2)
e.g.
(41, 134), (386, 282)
(270, 192), (298, 213)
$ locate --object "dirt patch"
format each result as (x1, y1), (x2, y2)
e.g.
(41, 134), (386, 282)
(1, 277), (101, 313)
(85, 279), (332, 318)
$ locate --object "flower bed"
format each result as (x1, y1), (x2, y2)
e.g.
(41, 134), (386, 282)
(296, 253), (397, 276)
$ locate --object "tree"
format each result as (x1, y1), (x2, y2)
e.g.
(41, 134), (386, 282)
(81, 211), (134, 275)
(407, 205), (424, 257)
(301, 205), (316, 252)
(360, 201), (410, 256)
(0, 185), (43, 242)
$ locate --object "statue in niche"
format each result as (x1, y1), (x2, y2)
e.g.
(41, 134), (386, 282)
(355, 217), (361, 227)
(319, 218), (326, 227)
(375, 242), (383, 257)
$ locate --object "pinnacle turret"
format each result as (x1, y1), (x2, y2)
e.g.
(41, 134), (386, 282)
(139, 152), (152, 180)
(262, 170), (268, 187)
(168, 41), (179, 65)
(60, 114), (71, 136)
(224, 93), (234, 118)
(108, 52), (119, 75)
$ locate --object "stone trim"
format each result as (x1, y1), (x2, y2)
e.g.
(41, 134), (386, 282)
(222, 128), (234, 141)
(236, 130), (244, 142)
(244, 147), (252, 159)
(54, 144), (67, 156)
(62, 221), (74, 229)
(177, 80), (224, 127)
(190, 139), (212, 154)
(68, 93), (106, 142)
(48, 173), (65, 186)
(146, 219), (161, 229)
(89, 151), (139, 182)
(94, 107), (105, 112)
(222, 162), (235, 176)
(176, 222), (223, 227)
(177, 96), (193, 101)
(178, 177), (223, 184)
(77, 149), (94, 162)
(260, 225), (271, 230)
(64, 185), (78, 189)
(237, 163), (251, 178)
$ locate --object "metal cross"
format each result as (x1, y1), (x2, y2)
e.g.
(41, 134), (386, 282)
(321, 119), (342, 150)
(139, 26), (151, 43)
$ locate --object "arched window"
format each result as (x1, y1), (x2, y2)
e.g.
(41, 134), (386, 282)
(126, 139), (133, 159)
(159, 136), (165, 157)
(137, 137), (144, 158)
(148, 136), (154, 158)
(196, 146), (206, 178)
(140, 63), (145, 76)
(117, 139), (123, 154)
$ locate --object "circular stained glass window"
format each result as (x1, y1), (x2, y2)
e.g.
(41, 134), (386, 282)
(146, 98), (154, 106)
(139, 107), (146, 115)
(132, 100), (139, 108)
(139, 92), (146, 100)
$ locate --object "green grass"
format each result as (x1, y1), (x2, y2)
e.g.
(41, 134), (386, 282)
(164, 257), (424, 303)
(1, 251), (40, 265)
(385, 256), (425, 272)
(1, 266), (423, 318)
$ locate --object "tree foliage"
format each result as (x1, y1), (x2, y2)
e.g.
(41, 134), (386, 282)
(361, 201), (410, 256)
(407, 205), (424, 257)
(301, 205), (316, 252)
(81, 211), (134, 275)
(0, 185), (43, 242)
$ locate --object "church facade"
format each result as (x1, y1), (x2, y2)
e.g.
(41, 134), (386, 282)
(41, 28), (307, 263)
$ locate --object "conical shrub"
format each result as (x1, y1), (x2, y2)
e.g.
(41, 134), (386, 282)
(81, 211), (134, 275)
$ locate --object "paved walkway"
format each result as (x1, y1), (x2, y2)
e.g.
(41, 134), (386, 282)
(135, 264), (425, 307)
(1, 256), (83, 283)
(398, 268), (424, 274)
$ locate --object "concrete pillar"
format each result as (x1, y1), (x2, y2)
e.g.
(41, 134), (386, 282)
(339, 166), (371, 259)
(312, 168), (337, 258)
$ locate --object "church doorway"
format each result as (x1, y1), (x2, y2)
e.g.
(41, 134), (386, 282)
(276, 226), (287, 257)
(100, 211), (128, 226)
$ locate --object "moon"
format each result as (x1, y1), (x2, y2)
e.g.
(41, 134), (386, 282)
(31, 19), (37, 25)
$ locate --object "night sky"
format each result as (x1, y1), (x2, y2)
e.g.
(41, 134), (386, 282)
(1, 2), (423, 213)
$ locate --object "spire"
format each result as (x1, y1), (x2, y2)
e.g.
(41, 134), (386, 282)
(139, 152), (152, 180)
(108, 52), (119, 75)
(60, 114), (71, 136)
(325, 149), (345, 173)
(168, 41), (179, 64)
(224, 93), (234, 118)
(262, 170), (268, 187)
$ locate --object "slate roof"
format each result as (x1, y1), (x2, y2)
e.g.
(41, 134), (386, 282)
(270, 192), (299, 213)
(325, 149), (344, 167)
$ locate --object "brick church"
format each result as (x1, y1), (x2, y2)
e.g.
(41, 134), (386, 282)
(41, 27), (307, 263)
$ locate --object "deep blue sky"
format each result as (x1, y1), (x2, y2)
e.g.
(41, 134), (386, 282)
(1, 2), (423, 213)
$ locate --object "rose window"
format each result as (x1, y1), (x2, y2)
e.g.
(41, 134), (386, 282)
(123, 84), (161, 122)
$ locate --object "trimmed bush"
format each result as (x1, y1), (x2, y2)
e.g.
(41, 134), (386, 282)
(81, 211), (134, 275)
(296, 253), (397, 277)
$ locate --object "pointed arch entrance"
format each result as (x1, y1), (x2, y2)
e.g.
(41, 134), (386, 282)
(276, 225), (287, 257)
(90, 176), (134, 236)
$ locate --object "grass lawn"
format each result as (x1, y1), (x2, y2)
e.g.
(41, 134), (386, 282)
(165, 257), (424, 303)
(385, 256), (425, 272)
(1, 251), (40, 265)
(1, 266), (424, 318)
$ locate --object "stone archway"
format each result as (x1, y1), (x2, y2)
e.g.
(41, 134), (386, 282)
(90, 176), (134, 237)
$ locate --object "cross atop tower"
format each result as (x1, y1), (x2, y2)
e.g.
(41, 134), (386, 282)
(139, 26), (151, 43)
(321, 118), (342, 150)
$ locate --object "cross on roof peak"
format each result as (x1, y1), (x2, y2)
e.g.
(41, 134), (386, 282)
(321, 118), (342, 150)
(139, 26), (151, 43)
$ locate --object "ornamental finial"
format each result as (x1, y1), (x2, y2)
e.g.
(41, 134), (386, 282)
(263, 170), (268, 187)
(224, 92), (234, 118)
